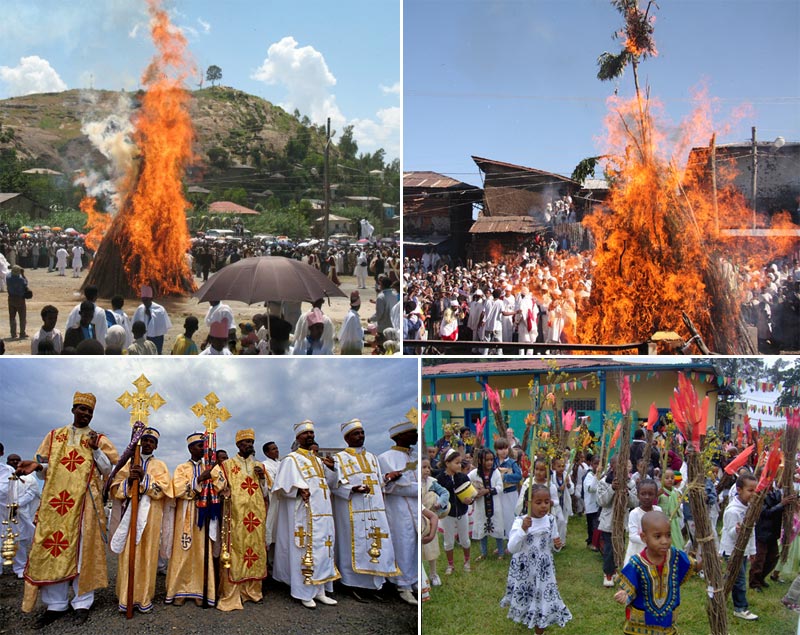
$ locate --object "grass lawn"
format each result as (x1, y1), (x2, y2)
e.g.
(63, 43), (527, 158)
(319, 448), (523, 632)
(422, 515), (798, 635)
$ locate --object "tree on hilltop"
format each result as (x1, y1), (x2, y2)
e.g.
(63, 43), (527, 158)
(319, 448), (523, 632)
(206, 65), (222, 87)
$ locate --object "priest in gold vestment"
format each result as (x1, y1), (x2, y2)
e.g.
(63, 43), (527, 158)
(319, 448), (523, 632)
(165, 432), (218, 606)
(16, 392), (119, 629)
(202, 428), (268, 611)
(110, 427), (172, 614)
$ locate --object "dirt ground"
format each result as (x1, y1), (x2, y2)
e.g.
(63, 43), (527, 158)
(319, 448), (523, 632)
(0, 559), (417, 635)
(0, 267), (380, 355)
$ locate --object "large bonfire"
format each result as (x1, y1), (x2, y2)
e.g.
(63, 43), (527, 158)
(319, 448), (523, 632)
(578, 1), (798, 353)
(82, 0), (195, 297)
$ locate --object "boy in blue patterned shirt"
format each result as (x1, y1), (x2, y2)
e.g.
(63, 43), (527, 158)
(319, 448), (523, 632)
(614, 510), (699, 634)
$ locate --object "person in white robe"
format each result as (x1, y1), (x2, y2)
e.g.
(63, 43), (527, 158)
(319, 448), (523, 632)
(132, 285), (172, 354)
(0, 252), (9, 291)
(55, 246), (68, 276)
(354, 250), (369, 289)
(377, 417), (419, 605)
(515, 287), (538, 355)
(4, 454), (41, 578)
(204, 300), (235, 328)
(65, 286), (108, 346)
(338, 291), (364, 355)
(331, 419), (400, 602)
(71, 244), (84, 277)
(273, 420), (340, 609)
(291, 308), (334, 355)
(261, 441), (281, 554)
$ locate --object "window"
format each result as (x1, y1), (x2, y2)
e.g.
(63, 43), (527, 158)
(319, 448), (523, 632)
(563, 399), (596, 412)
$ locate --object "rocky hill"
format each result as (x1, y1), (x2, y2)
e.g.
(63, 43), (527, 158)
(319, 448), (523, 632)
(0, 86), (327, 176)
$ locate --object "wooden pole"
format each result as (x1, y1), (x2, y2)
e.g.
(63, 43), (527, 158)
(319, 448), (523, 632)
(125, 442), (141, 620)
(723, 488), (766, 596)
(611, 414), (631, 572)
(687, 449), (728, 635)
(709, 133), (719, 237)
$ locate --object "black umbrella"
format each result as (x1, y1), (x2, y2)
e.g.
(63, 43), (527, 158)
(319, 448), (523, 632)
(193, 256), (346, 304)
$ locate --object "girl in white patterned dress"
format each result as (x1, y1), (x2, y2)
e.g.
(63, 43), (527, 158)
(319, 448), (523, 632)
(500, 484), (572, 633)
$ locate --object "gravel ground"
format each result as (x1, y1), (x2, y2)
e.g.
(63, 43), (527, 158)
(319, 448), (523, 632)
(0, 558), (417, 635)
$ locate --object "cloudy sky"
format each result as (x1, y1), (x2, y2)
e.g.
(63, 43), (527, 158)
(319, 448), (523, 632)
(0, 357), (418, 471)
(0, 0), (400, 157)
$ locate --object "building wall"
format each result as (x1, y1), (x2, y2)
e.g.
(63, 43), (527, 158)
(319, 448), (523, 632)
(422, 369), (717, 448)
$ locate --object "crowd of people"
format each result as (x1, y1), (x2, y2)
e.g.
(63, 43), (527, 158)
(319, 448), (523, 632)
(404, 237), (800, 355)
(421, 421), (800, 632)
(0, 393), (419, 628)
(739, 258), (800, 352)
(0, 230), (402, 355)
(403, 238), (594, 353)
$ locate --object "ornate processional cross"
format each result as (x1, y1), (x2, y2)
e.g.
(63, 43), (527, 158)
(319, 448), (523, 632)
(190, 393), (231, 433)
(117, 374), (166, 425)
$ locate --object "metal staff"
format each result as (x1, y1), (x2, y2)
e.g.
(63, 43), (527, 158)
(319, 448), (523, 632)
(191, 392), (231, 608)
(116, 374), (166, 620)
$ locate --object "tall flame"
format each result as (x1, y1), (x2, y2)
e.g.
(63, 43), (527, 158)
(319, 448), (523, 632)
(81, 0), (196, 296)
(579, 88), (798, 352)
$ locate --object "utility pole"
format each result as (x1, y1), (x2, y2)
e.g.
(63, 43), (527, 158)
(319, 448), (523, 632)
(751, 126), (758, 229)
(324, 117), (331, 246)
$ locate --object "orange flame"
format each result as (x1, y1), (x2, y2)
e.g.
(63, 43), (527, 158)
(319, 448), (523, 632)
(79, 196), (112, 251)
(579, 88), (799, 352)
(82, 0), (196, 295)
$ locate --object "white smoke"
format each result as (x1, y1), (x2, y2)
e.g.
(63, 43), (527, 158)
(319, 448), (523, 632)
(74, 94), (138, 214)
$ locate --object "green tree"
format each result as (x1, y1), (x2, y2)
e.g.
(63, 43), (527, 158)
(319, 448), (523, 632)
(337, 125), (358, 161)
(206, 65), (223, 87)
(0, 149), (26, 193)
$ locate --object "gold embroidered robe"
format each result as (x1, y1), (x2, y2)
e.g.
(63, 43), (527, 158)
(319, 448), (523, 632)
(110, 455), (171, 612)
(22, 425), (119, 611)
(211, 455), (267, 611)
(165, 460), (217, 605)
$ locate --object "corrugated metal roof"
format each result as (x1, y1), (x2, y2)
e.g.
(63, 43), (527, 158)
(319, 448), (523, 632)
(472, 156), (578, 185)
(422, 359), (718, 378)
(469, 215), (540, 234)
(208, 201), (260, 215)
(403, 171), (479, 190)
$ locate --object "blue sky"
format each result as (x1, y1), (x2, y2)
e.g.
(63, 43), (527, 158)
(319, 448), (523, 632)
(0, 357), (418, 472)
(404, 0), (800, 185)
(0, 0), (400, 157)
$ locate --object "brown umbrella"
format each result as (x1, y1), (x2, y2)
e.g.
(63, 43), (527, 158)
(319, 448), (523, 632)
(193, 256), (346, 304)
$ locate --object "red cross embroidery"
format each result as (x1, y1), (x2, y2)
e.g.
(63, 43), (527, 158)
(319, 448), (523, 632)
(43, 530), (69, 558)
(55, 432), (68, 443)
(243, 511), (262, 533)
(230, 464), (241, 475)
(59, 449), (86, 473)
(240, 476), (258, 496)
(48, 490), (76, 516)
(243, 547), (258, 568)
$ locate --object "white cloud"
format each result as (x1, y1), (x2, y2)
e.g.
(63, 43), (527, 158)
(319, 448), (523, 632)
(252, 38), (399, 159)
(252, 36), (346, 130)
(381, 81), (400, 96)
(350, 106), (401, 159)
(198, 18), (211, 34)
(0, 56), (67, 96)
